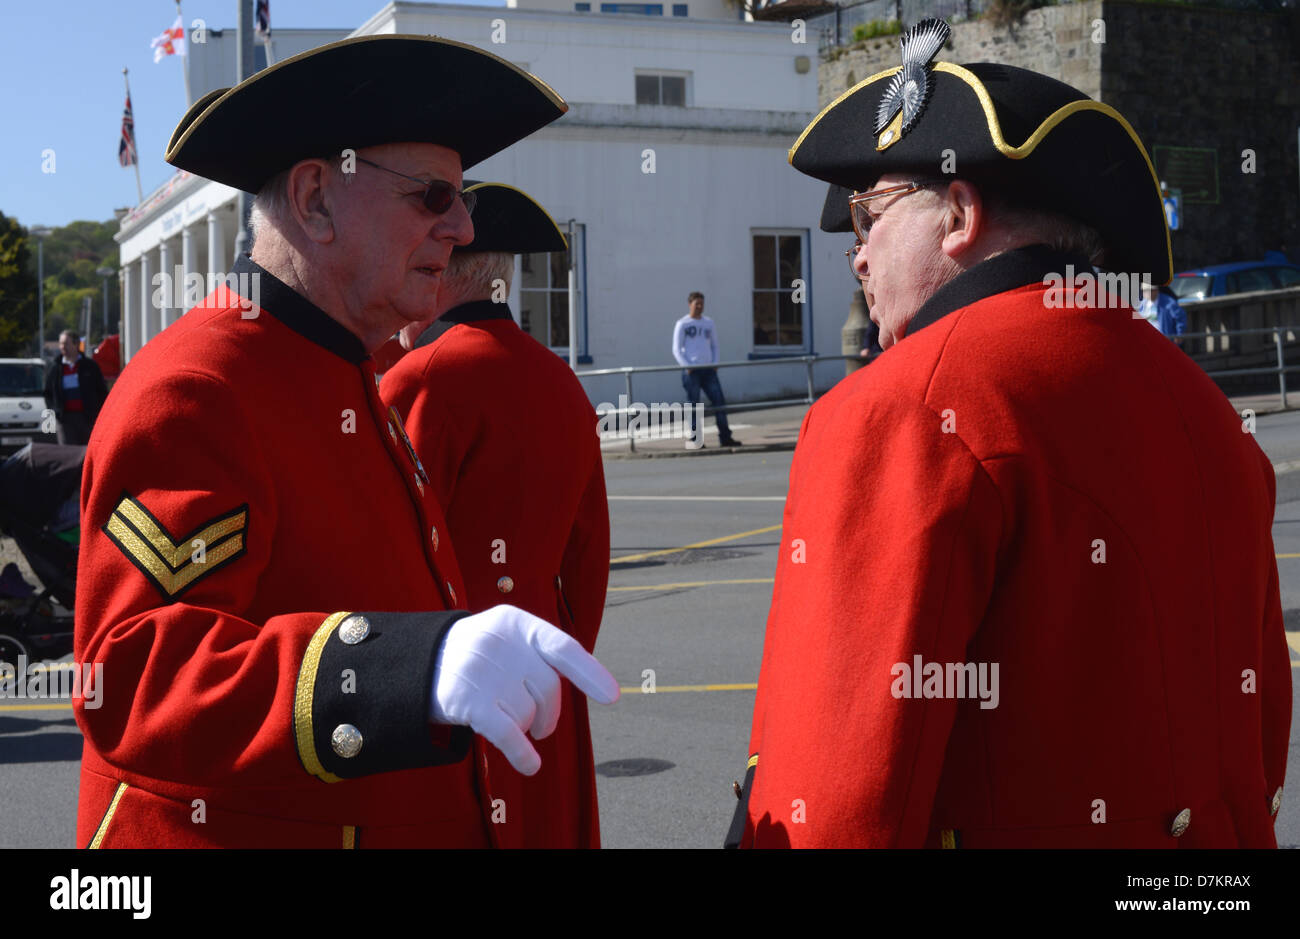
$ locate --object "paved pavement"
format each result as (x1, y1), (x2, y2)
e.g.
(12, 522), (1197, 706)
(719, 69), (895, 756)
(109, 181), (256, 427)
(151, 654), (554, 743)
(2, 389), (1298, 849)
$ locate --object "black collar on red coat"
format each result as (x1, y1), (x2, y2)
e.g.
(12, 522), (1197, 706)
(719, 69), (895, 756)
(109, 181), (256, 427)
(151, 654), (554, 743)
(441, 299), (515, 326)
(906, 244), (1096, 339)
(231, 255), (368, 365)
(413, 300), (515, 348)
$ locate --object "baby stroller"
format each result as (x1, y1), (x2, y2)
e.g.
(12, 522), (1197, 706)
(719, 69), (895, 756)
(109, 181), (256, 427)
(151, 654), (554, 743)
(0, 443), (84, 667)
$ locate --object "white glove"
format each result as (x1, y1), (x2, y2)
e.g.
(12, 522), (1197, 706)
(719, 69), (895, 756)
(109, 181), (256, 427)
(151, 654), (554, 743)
(430, 604), (620, 775)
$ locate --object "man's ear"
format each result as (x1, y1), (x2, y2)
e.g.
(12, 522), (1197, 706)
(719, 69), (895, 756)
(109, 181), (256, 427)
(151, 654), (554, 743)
(286, 159), (335, 244)
(940, 179), (983, 259)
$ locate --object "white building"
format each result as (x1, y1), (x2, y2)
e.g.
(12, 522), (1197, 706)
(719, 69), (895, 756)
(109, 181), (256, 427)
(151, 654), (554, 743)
(116, 1), (856, 404)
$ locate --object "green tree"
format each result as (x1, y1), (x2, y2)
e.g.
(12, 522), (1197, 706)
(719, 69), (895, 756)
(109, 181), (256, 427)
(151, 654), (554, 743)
(0, 212), (37, 355)
(36, 219), (121, 346)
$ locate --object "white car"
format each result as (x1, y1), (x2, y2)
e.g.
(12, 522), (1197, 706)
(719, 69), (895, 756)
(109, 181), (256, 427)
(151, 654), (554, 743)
(0, 358), (52, 456)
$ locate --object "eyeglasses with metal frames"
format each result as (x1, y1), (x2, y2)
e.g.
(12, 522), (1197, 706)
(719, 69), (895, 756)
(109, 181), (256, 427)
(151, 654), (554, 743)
(848, 181), (924, 243)
(845, 239), (867, 279)
(353, 156), (477, 216)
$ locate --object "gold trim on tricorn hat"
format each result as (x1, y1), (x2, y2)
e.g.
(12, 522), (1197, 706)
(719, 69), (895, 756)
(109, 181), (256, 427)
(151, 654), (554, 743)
(459, 181), (568, 254)
(790, 25), (1172, 284)
(165, 35), (568, 195)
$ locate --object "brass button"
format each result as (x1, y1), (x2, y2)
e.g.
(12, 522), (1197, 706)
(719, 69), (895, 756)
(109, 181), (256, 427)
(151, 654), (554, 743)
(1170, 808), (1191, 837)
(447, 581), (457, 605)
(430, 526), (439, 551)
(497, 576), (514, 594)
(338, 615), (370, 645)
(1271, 787), (1282, 818)
(331, 724), (363, 759)
(387, 422), (398, 443)
(415, 476), (425, 496)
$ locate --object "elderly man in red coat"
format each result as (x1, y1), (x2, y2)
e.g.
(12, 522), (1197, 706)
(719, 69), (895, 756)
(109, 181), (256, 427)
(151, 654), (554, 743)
(728, 19), (1290, 848)
(382, 182), (609, 847)
(73, 37), (618, 849)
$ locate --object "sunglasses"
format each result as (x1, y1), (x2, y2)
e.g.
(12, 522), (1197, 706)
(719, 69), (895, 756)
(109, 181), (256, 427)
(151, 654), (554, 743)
(354, 156), (477, 216)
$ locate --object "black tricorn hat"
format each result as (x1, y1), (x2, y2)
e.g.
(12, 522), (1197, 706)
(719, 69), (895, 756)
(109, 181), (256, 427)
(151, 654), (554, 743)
(820, 183), (854, 234)
(459, 181), (567, 254)
(789, 22), (1171, 283)
(165, 35), (567, 194)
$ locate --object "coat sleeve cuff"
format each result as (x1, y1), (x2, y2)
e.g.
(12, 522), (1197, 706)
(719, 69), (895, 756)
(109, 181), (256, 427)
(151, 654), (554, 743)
(293, 610), (473, 782)
(724, 754), (758, 849)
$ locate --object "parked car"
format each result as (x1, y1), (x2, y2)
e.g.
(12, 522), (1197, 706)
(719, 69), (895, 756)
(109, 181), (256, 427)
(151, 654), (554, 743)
(1169, 256), (1300, 302)
(0, 358), (53, 457)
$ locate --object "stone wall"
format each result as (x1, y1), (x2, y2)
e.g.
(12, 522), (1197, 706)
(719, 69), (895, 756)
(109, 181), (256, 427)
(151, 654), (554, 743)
(820, 2), (1103, 104)
(1099, 3), (1300, 270)
(817, 1), (1300, 272)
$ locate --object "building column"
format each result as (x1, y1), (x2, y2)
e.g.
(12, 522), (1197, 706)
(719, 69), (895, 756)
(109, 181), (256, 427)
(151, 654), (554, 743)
(182, 224), (198, 317)
(120, 264), (135, 363)
(138, 253), (152, 351)
(157, 240), (174, 330)
(207, 211), (226, 280)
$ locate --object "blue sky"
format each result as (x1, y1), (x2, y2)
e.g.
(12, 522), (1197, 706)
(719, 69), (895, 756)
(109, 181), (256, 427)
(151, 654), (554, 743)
(0, 0), (505, 230)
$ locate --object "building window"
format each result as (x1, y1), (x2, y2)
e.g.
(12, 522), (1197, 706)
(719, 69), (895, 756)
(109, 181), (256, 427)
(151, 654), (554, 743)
(575, 2), (591, 9)
(600, 3), (664, 13)
(752, 230), (808, 349)
(635, 72), (687, 106)
(672, 3), (687, 14)
(520, 223), (587, 356)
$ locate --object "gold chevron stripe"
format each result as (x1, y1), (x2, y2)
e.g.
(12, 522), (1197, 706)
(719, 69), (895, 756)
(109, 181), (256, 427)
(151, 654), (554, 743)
(747, 754), (759, 770)
(88, 782), (129, 849)
(114, 497), (247, 569)
(294, 612), (352, 785)
(106, 512), (246, 598)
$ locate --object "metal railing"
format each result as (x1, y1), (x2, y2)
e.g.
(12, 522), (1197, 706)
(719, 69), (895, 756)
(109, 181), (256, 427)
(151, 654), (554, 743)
(1172, 325), (1300, 409)
(575, 353), (859, 451)
(577, 326), (1300, 452)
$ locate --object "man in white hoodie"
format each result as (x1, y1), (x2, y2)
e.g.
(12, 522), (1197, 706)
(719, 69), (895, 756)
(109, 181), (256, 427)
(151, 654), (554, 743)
(671, 292), (740, 447)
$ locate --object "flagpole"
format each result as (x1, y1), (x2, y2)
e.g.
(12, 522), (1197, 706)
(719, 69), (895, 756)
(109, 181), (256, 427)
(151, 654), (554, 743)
(177, 0), (192, 106)
(123, 68), (144, 204)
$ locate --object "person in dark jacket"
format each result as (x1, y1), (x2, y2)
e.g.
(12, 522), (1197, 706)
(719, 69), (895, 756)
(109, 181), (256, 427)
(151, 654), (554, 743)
(43, 330), (109, 445)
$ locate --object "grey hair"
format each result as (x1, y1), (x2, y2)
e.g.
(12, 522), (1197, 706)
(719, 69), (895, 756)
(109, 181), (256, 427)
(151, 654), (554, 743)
(443, 251), (516, 300)
(919, 177), (1109, 267)
(248, 156), (351, 250)
(248, 167), (291, 250)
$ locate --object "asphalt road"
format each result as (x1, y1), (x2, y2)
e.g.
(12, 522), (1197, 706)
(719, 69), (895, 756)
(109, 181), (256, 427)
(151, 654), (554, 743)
(2, 425), (1298, 849)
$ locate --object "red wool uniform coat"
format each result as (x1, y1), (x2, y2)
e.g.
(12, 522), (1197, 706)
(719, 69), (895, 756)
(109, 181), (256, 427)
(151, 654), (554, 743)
(73, 256), (501, 849)
(732, 246), (1291, 848)
(381, 301), (609, 848)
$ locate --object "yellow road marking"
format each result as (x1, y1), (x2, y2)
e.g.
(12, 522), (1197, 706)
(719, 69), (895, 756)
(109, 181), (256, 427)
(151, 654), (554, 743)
(610, 524), (781, 566)
(1287, 632), (1300, 666)
(609, 578), (775, 592)
(1276, 553), (1300, 559)
(0, 702), (74, 711)
(617, 683), (758, 693)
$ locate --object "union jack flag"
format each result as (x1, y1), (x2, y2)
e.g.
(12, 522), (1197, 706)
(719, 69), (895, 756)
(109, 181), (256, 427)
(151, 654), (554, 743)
(255, 0), (270, 41)
(118, 92), (137, 167)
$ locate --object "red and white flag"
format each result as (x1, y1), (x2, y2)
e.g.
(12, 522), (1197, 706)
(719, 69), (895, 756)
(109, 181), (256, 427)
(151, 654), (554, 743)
(151, 15), (186, 63)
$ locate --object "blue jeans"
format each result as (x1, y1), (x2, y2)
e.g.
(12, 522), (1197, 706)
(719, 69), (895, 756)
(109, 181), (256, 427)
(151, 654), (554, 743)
(682, 367), (732, 441)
